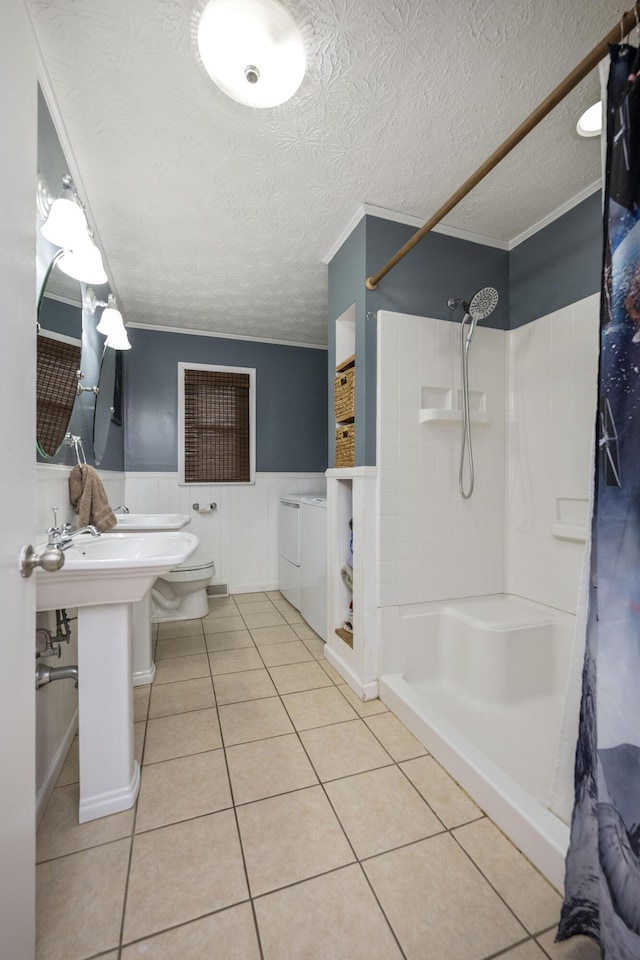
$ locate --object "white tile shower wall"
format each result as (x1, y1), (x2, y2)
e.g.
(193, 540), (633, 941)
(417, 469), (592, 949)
(377, 311), (506, 605)
(35, 465), (126, 816)
(123, 472), (326, 593)
(505, 294), (599, 613)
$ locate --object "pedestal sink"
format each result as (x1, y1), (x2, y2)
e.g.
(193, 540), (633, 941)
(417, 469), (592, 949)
(113, 514), (192, 686)
(113, 513), (191, 532)
(36, 530), (198, 823)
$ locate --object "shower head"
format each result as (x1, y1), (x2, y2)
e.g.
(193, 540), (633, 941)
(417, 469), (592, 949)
(468, 287), (499, 321)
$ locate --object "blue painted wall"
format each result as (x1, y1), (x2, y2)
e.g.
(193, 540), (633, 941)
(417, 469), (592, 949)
(510, 189), (602, 328)
(328, 193), (603, 468)
(124, 327), (328, 473)
(365, 216), (510, 329)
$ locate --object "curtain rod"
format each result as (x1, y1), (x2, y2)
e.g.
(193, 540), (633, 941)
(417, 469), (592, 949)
(365, 3), (640, 291)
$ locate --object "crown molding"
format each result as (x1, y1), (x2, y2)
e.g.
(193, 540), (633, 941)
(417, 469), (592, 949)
(324, 183), (603, 265)
(508, 180), (602, 249)
(322, 203), (510, 264)
(126, 321), (328, 350)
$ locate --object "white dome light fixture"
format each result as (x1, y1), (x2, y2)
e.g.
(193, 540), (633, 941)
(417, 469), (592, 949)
(576, 101), (602, 138)
(197, 0), (306, 108)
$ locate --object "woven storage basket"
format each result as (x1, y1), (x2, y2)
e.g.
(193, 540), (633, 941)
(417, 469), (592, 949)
(334, 366), (355, 421)
(335, 423), (355, 468)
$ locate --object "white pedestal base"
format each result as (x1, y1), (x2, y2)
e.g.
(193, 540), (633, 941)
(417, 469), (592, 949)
(77, 602), (139, 823)
(132, 589), (155, 687)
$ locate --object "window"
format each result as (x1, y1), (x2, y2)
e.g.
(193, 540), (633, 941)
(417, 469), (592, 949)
(179, 363), (256, 483)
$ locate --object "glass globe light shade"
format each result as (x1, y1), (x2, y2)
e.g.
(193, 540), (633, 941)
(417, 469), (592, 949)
(197, 0), (306, 108)
(57, 242), (108, 285)
(105, 325), (131, 351)
(40, 189), (89, 249)
(96, 299), (123, 337)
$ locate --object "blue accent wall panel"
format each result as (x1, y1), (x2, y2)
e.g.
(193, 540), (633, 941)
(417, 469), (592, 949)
(365, 216), (510, 329)
(124, 328), (328, 473)
(510, 189), (602, 328)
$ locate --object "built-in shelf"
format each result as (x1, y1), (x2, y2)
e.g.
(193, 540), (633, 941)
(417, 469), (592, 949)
(552, 497), (589, 543)
(419, 408), (490, 426)
(551, 522), (587, 543)
(335, 627), (354, 648)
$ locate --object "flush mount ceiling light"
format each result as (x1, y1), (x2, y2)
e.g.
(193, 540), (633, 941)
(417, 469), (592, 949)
(576, 101), (602, 138)
(86, 287), (131, 350)
(37, 174), (89, 249)
(197, 0), (306, 108)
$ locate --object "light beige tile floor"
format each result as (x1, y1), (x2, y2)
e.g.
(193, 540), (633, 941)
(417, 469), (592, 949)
(37, 592), (571, 960)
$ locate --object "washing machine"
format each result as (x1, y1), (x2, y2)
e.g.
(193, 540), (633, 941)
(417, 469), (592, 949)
(300, 496), (328, 641)
(279, 494), (305, 609)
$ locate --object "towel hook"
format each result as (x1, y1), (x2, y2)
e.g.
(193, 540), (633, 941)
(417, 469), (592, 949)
(64, 433), (87, 467)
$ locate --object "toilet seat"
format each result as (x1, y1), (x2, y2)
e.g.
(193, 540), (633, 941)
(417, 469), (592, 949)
(162, 558), (215, 583)
(171, 558), (215, 573)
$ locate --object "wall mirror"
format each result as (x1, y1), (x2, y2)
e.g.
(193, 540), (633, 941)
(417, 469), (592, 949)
(37, 85), (119, 467)
(36, 256), (82, 457)
(93, 346), (116, 465)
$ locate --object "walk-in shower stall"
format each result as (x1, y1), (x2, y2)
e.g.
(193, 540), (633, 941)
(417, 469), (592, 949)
(375, 295), (599, 890)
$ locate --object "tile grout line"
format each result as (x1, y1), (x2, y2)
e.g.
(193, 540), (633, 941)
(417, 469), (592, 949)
(449, 820), (558, 943)
(238, 618), (411, 960)
(116, 665), (153, 958)
(213, 680), (266, 960)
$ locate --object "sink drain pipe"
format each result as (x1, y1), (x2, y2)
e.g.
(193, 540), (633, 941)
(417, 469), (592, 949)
(36, 663), (78, 689)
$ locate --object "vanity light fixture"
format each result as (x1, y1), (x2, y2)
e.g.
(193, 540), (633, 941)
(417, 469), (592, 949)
(37, 174), (89, 249)
(197, 0), (306, 108)
(86, 287), (131, 351)
(576, 101), (602, 138)
(38, 173), (108, 284)
(104, 326), (132, 351)
(57, 241), (108, 285)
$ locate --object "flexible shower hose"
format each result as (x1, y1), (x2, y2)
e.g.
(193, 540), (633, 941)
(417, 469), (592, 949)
(459, 314), (474, 499)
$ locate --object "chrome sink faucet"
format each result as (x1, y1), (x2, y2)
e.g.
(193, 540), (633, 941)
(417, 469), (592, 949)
(46, 507), (72, 548)
(46, 509), (100, 550)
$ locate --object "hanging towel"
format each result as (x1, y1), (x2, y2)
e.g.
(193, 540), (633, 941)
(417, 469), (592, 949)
(69, 464), (117, 532)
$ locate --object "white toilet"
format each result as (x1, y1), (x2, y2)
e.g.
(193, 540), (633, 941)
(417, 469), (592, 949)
(151, 548), (215, 622)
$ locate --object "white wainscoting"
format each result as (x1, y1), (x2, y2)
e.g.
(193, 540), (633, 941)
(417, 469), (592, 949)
(123, 472), (326, 594)
(36, 463), (126, 535)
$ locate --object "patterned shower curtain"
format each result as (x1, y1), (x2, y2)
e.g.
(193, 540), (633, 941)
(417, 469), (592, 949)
(558, 44), (640, 958)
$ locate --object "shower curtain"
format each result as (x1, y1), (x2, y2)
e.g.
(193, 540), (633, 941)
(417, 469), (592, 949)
(558, 44), (640, 958)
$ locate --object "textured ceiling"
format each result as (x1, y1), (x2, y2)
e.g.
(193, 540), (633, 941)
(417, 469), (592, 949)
(27, 0), (622, 345)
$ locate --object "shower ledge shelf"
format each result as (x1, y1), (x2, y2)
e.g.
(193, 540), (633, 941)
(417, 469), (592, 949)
(419, 408), (490, 426)
(551, 522), (587, 543)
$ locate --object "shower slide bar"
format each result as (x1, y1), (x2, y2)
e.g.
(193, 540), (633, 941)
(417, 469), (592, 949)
(365, 2), (640, 292)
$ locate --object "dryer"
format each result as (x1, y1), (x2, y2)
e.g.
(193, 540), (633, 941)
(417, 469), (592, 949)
(278, 494), (305, 609)
(300, 496), (327, 641)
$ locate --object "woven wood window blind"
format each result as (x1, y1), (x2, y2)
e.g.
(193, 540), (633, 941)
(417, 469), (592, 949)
(36, 335), (81, 456)
(184, 369), (251, 482)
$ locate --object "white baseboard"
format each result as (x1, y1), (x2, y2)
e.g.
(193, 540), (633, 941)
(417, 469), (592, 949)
(324, 646), (379, 701)
(36, 708), (78, 826)
(229, 582), (280, 595)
